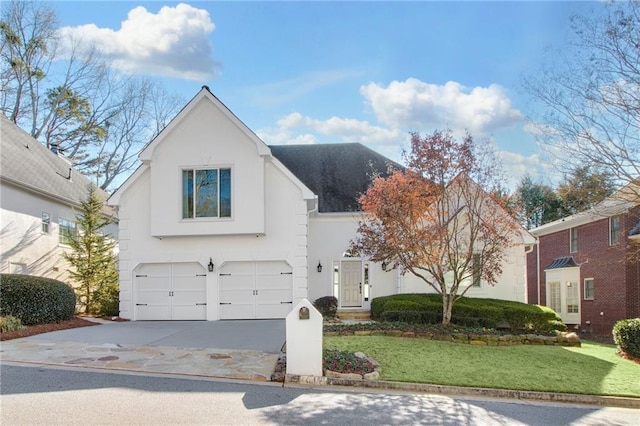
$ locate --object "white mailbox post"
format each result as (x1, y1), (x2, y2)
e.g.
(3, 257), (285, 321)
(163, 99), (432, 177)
(285, 298), (323, 377)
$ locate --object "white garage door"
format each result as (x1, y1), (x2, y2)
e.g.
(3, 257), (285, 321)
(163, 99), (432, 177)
(219, 261), (293, 320)
(135, 263), (207, 320)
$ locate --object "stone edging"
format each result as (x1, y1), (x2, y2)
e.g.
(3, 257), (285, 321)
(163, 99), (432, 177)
(324, 351), (381, 380)
(284, 375), (640, 409)
(324, 330), (581, 347)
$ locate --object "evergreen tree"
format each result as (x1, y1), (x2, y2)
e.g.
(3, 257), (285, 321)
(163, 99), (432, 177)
(64, 186), (118, 315)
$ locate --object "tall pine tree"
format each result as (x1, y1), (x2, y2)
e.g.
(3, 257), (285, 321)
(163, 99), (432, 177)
(64, 186), (118, 315)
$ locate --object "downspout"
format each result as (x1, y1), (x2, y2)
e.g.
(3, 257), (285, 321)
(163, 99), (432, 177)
(536, 236), (541, 305)
(524, 243), (534, 304)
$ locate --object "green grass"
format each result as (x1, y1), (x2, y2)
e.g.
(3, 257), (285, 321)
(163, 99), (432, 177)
(324, 336), (640, 397)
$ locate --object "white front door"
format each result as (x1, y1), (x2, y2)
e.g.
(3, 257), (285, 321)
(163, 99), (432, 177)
(219, 261), (293, 319)
(135, 263), (207, 320)
(340, 260), (362, 307)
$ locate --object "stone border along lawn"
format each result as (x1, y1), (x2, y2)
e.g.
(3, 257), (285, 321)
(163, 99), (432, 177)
(323, 323), (581, 347)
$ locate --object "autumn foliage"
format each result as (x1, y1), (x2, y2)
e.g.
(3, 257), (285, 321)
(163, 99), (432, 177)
(353, 130), (520, 324)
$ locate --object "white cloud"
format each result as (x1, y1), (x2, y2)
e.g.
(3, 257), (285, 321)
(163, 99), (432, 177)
(58, 3), (216, 81)
(241, 70), (362, 108)
(499, 150), (561, 190)
(360, 78), (523, 136)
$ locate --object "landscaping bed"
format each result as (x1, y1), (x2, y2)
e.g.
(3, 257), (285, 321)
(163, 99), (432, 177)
(0, 317), (98, 341)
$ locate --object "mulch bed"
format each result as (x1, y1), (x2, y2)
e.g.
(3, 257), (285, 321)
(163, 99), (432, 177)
(0, 317), (98, 341)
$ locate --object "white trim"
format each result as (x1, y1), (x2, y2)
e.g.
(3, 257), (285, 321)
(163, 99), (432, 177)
(583, 277), (594, 300)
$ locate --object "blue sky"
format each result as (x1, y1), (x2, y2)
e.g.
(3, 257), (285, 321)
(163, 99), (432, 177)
(52, 1), (605, 189)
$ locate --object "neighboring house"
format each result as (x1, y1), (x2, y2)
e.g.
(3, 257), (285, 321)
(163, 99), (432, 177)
(107, 86), (537, 321)
(526, 186), (640, 335)
(0, 115), (116, 283)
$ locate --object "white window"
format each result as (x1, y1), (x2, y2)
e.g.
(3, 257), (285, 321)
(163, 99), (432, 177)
(182, 168), (231, 219)
(42, 211), (50, 234)
(472, 253), (481, 287)
(584, 278), (594, 300)
(332, 261), (340, 300)
(567, 282), (579, 313)
(569, 227), (578, 253)
(548, 281), (561, 313)
(363, 262), (370, 301)
(59, 218), (76, 245)
(9, 262), (26, 274)
(609, 216), (620, 245)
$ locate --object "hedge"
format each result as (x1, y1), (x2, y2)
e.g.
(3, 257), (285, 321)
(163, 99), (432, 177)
(0, 274), (76, 325)
(613, 318), (640, 359)
(371, 293), (566, 333)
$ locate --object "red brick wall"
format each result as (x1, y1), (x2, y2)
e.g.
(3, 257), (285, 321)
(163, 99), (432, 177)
(526, 209), (640, 336)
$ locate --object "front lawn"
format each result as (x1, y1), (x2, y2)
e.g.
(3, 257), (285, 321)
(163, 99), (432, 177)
(324, 335), (640, 397)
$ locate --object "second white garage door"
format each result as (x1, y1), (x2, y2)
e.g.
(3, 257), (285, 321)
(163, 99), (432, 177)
(219, 261), (293, 319)
(135, 263), (207, 320)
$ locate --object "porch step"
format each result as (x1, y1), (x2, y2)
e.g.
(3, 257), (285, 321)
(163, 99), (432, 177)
(337, 310), (371, 321)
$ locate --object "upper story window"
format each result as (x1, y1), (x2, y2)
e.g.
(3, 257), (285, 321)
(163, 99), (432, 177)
(471, 253), (481, 287)
(609, 216), (620, 245)
(569, 227), (578, 253)
(182, 168), (231, 219)
(42, 211), (51, 234)
(59, 218), (76, 245)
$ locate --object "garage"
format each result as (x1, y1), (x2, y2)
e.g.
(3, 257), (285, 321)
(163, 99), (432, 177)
(134, 263), (207, 320)
(219, 261), (293, 319)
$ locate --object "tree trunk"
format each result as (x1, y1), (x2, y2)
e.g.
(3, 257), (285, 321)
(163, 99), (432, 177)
(442, 293), (453, 325)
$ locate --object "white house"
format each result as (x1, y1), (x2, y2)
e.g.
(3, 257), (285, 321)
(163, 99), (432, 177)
(0, 115), (115, 282)
(108, 87), (536, 321)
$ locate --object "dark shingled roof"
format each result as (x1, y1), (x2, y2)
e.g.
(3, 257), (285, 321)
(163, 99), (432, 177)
(545, 256), (579, 270)
(270, 143), (402, 213)
(0, 114), (108, 207)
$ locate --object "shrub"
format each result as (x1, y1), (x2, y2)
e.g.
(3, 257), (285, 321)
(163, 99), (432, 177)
(323, 349), (376, 374)
(0, 274), (76, 325)
(0, 315), (25, 332)
(370, 293), (567, 331)
(613, 318), (640, 359)
(381, 310), (425, 324)
(93, 281), (120, 316)
(314, 296), (338, 318)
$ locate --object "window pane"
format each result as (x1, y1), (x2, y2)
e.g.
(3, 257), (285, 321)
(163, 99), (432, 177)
(570, 228), (578, 253)
(182, 170), (194, 218)
(584, 279), (594, 300)
(195, 169), (218, 218)
(59, 219), (76, 245)
(42, 212), (50, 233)
(549, 281), (561, 313)
(472, 253), (481, 287)
(220, 168), (231, 217)
(567, 282), (579, 313)
(610, 216), (620, 245)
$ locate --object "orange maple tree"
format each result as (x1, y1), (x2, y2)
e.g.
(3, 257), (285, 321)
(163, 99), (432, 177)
(352, 130), (520, 324)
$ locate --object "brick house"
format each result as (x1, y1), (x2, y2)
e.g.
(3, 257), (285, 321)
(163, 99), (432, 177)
(526, 185), (640, 335)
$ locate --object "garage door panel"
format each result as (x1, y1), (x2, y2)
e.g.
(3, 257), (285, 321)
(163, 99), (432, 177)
(135, 262), (207, 320)
(172, 304), (206, 320)
(256, 261), (289, 274)
(256, 275), (291, 290)
(219, 303), (254, 320)
(136, 305), (171, 321)
(256, 302), (292, 319)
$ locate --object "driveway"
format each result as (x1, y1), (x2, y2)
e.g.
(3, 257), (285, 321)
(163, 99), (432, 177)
(26, 320), (286, 352)
(0, 320), (286, 381)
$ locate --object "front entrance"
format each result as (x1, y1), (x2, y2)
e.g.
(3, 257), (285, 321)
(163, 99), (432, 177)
(340, 260), (362, 307)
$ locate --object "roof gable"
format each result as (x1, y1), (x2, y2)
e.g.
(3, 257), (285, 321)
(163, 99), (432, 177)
(0, 115), (107, 206)
(269, 143), (401, 213)
(139, 86), (270, 162)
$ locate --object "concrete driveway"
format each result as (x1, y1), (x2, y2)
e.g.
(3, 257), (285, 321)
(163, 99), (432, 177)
(27, 320), (286, 352)
(0, 320), (286, 381)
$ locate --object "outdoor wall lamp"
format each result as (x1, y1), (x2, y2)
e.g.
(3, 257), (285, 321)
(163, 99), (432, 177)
(381, 261), (388, 271)
(317, 261), (323, 273)
(208, 258), (214, 272)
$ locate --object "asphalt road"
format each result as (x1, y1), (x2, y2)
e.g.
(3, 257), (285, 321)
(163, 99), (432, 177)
(1, 364), (638, 425)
